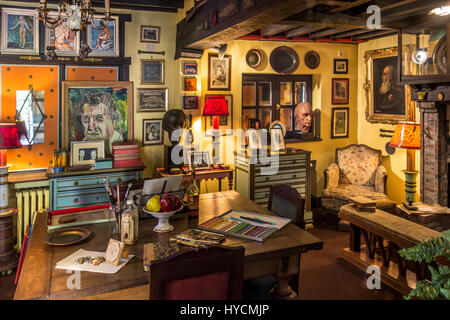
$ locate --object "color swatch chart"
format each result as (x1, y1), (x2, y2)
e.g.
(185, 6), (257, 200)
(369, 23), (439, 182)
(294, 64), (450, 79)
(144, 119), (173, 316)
(197, 215), (278, 242)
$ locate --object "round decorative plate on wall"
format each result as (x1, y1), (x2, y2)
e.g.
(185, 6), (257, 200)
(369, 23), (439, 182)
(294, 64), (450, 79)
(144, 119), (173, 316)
(304, 51), (320, 69)
(246, 49), (262, 68)
(269, 46), (299, 74)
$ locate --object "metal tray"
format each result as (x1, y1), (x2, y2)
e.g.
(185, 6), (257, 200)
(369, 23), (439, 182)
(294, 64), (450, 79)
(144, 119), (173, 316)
(45, 228), (91, 246)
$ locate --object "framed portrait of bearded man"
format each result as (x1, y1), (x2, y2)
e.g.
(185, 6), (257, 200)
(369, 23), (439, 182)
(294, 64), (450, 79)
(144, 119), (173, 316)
(364, 47), (409, 124)
(62, 81), (134, 155)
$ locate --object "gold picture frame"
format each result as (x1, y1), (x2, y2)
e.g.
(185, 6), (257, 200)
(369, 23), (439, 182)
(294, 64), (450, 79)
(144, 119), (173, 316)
(364, 47), (409, 124)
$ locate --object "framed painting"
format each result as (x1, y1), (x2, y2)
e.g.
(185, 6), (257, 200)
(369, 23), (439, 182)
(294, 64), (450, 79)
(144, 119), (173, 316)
(332, 78), (349, 105)
(331, 107), (349, 139)
(204, 94), (233, 136)
(70, 140), (105, 166)
(142, 119), (163, 145)
(208, 53), (231, 91)
(45, 14), (79, 56)
(86, 15), (119, 57)
(364, 47), (408, 124)
(184, 77), (197, 91)
(138, 88), (168, 112)
(62, 81), (134, 155)
(184, 62), (198, 75)
(334, 59), (348, 74)
(183, 96), (199, 110)
(141, 59), (164, 84)
(1, 8), (39, 55)
(140, 25), (160, 43)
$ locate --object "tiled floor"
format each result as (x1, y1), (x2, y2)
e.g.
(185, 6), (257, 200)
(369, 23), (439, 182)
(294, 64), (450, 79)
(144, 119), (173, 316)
(0, 223), (402, 300)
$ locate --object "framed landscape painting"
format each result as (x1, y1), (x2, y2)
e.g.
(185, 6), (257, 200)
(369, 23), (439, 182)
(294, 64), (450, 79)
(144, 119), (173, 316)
(86, 15), (119, 57)
(140, 25), (160, 43)
(62, 81), (134, 155)
(138, 88), (168, 112)
(1, 8), (39, 55)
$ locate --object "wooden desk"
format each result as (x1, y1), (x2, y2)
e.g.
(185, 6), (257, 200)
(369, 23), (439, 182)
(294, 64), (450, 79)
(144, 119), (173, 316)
(157, 167), (234, 191)
(396, 204), (450, 231)
(14, 190), (322, 300)
(339, 204), (442, 295)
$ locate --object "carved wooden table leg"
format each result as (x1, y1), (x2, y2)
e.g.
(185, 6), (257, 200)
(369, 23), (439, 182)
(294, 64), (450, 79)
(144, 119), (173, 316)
(349, 224), (361, 252)
(268, 256), (299, 300)
(228, 172), (234, 190)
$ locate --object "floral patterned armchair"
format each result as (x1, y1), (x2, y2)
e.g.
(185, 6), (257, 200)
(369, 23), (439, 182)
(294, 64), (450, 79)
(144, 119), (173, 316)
(321, 144), (388, 226)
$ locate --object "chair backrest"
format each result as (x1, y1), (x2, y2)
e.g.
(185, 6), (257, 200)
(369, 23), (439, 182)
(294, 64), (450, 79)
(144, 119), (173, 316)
(268, 184), (305, 229)
(149, 245), (244, 300)
(335, 144), (381, 186)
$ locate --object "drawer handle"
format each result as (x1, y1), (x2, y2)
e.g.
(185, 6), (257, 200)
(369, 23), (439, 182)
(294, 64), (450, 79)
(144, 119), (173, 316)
(265, 177), (269, 181)
(117, 178), (122, 183)
(73, 181), (79, 186)
(73, 198), (79, 203)
(293, 174), (297, 178)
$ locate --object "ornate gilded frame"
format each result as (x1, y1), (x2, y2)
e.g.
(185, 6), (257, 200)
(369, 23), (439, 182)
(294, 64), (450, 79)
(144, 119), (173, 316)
(364, 47), (409, 124)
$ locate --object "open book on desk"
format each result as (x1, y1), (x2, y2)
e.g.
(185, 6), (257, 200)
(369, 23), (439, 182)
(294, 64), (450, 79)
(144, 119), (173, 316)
(197, 209), (291, 242)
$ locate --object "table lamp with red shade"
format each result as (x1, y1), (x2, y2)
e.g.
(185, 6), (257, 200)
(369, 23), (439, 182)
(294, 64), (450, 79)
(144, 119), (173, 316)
(0, 123), (22, 212)
(202, 96), (229, 166)
(389, 121), (420, 207)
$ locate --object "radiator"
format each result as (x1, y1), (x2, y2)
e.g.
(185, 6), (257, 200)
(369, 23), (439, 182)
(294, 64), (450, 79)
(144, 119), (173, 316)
(15, 188), (49, 252)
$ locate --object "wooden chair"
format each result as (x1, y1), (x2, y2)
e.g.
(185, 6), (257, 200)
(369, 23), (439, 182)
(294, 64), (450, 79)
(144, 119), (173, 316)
(149, 245), (245, 300)
(268, 184), (306, 229)
(244, 184), (305, 299)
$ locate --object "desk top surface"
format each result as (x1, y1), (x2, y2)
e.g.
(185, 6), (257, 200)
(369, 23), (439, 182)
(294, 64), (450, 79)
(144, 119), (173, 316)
(339, 204), (441, 247)
(14, 190), (322, 300)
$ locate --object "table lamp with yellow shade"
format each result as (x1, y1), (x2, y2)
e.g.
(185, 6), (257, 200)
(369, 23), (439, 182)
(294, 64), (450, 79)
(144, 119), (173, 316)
(389, 121), (420, 208)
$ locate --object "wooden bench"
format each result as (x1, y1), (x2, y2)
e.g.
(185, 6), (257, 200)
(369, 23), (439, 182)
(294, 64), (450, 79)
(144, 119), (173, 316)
(338, 204), (444, 295)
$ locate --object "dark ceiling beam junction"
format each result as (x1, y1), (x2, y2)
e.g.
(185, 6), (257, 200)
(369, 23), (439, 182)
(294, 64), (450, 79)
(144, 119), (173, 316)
(332, 28), (373, 39)
(310, 27), (356, 39)
(330, 0), (372, 13)
(262, 22), (302, 37)
(353, 29), (397, 40)
(176, 0), (319, 59)
(286, 26), (324, 38)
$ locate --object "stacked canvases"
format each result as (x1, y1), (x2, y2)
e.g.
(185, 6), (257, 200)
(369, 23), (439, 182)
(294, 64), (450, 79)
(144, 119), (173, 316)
(111, 141), (142, 168)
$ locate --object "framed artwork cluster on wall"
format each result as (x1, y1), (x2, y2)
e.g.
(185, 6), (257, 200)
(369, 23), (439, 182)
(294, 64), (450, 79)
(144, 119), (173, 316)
(181, 60), (200, 111)
(331, 59), (350, 139)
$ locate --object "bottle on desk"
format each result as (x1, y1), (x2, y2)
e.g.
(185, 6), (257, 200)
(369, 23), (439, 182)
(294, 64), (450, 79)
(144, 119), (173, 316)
(186, 169), (199, 219)
(121, 200), (139, 245)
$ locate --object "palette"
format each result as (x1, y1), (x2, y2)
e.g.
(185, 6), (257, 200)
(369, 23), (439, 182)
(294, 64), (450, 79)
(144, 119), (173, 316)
(197, 209), (291, 242)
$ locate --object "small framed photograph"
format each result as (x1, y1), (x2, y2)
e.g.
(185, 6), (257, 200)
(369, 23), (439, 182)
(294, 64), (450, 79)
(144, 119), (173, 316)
(270, 128), (285, 152)
(184, 62), (198, 75)
(142, 119), (163, 145)
(140, 25), (160, 43)
(331, 107), (349, 139)
(70, 140), (105, 166)
(184, 77), (197, 91)
(185, 150), (211, 170)
(183, 96), (199, 110)
(87, 15), (119, 57)
(208, 53), (231, 91)
(141, 59), (164, 84)
(334, 59), (348, 74)
(1, 8), (39, 55)
(138, 88), (168, 112)
(332, 78), (349, 105)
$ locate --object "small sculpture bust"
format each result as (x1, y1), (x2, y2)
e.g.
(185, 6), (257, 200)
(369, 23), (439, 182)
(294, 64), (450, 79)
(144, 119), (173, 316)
(163, 109), (186, 145)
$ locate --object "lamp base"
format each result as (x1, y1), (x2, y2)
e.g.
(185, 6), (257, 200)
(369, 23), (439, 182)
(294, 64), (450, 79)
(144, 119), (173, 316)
(402, 169), (419, 205)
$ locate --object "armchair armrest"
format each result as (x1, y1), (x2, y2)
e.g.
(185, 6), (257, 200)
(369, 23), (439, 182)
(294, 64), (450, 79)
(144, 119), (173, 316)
(375, 165), (388, 194)
(324, 163), (339, 189)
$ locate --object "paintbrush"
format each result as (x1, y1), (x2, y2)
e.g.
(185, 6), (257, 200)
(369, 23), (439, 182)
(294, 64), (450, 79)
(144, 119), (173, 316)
(121, 182), (133, 211)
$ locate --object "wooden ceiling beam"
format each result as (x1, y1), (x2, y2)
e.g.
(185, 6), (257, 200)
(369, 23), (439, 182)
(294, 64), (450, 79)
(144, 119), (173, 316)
(332, 28), (373, 39)
(330, 0), (372, 13)
(18, 0), (184, 11)
(286, 26), (324, 38)
(352, 30), (397, 40)
(310, 27), (356, 39)
(262, 22), (302, 37)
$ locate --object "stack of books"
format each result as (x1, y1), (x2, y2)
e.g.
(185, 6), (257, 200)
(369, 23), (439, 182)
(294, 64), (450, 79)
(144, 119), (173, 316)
(112, 141), (142, 168)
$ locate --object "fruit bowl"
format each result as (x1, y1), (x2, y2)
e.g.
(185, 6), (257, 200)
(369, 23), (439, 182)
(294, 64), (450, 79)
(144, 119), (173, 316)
(143, 205), (183, 233)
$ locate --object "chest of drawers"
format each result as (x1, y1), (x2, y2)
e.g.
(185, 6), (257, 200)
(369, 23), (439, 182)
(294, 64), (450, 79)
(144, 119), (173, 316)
(47, 166), (144, 211)
(235, 150), (313, 229)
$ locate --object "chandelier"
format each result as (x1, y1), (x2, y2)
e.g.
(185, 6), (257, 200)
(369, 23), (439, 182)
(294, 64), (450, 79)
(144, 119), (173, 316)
(37, 0), (111, 31)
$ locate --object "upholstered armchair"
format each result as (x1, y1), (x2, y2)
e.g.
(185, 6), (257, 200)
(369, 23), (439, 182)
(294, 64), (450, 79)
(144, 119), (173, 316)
(321, 144), (388, 227)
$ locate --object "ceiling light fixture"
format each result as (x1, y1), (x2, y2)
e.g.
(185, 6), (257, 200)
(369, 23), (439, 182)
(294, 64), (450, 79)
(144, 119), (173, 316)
(37, 0), (111, 31)
(429, 5), (450, 16)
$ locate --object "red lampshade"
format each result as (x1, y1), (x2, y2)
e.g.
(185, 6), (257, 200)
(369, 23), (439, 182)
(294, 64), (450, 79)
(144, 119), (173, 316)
(389, 122), (420, 149)
(202, 96), (229, 117)
(0, 123), (21, 149)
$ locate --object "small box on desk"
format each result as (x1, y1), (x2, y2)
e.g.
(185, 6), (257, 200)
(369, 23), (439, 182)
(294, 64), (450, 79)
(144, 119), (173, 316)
(95, 158), (113, 170)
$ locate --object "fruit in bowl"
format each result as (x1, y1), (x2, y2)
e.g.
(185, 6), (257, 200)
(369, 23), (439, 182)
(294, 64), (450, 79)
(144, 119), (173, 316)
(146, 195), (161, 212)
(173, 195), (183, 211)
(160, 193), (175, 212)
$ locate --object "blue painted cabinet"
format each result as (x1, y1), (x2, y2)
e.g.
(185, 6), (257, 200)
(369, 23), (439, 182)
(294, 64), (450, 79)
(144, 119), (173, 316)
(48, 166), (144, 211)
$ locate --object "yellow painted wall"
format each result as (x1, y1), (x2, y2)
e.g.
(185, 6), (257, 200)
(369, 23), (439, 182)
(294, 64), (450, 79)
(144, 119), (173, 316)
(357, 35), (420, 204)
(191, 40), (359, 196)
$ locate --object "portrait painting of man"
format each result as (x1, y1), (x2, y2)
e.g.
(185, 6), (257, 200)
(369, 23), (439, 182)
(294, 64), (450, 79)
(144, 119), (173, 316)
(63, 82), (134, 155)
(372, 56), (405, 115)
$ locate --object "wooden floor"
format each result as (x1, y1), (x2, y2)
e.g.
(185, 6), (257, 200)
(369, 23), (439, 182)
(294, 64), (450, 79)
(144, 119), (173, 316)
(0, 223), (402, 300)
